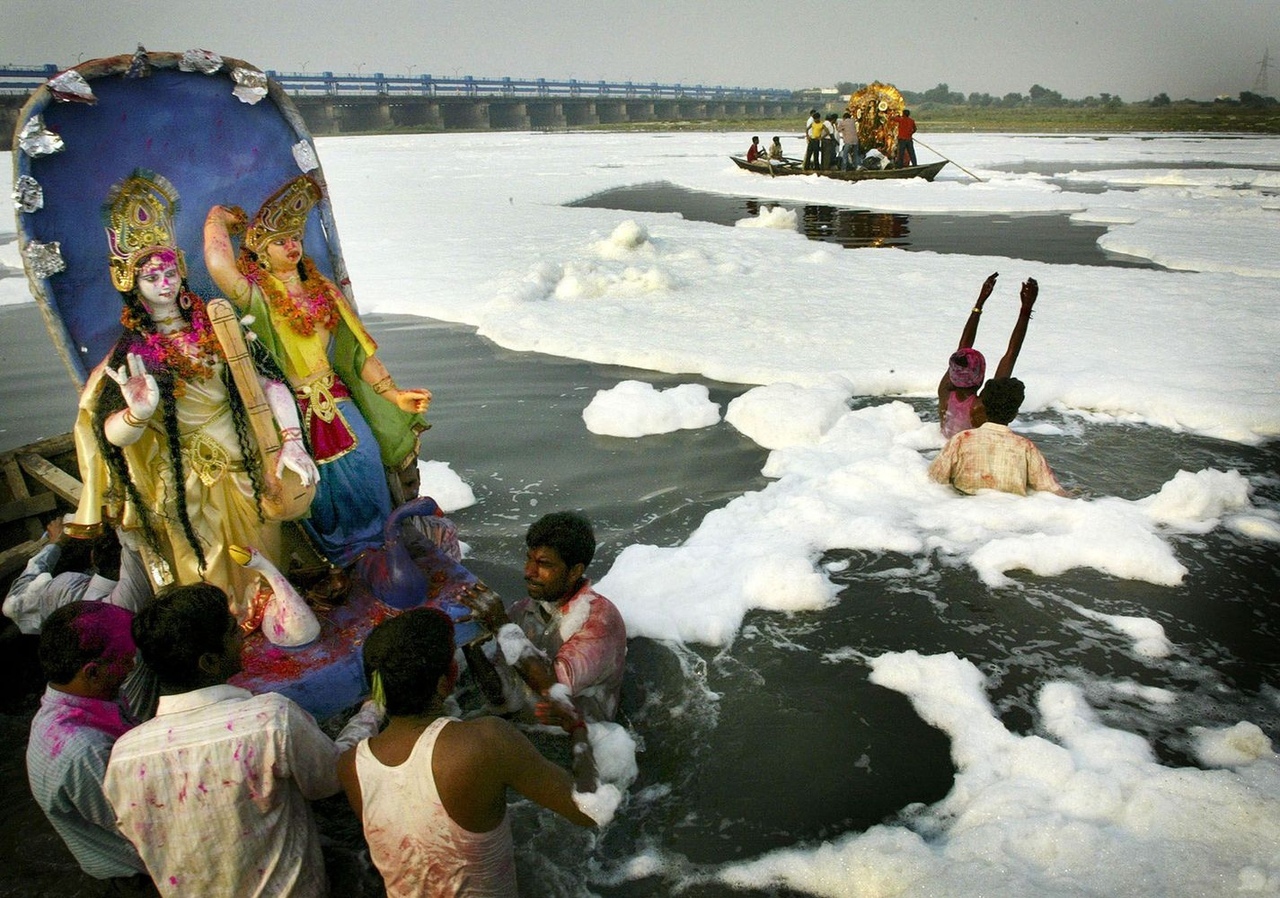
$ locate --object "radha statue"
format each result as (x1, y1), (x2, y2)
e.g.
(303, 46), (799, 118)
(70, 170), (319, 619)
(203, 176), (430, 569)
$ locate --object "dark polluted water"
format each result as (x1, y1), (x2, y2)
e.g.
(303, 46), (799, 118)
(1, 304), (1277, 896)
(567, 181), (1162, 269)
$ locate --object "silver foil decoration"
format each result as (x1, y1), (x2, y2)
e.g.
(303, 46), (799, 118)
(13, 175), (43, 213)
(179, 49), (223, 74)
(47, 70), (96, 104)
(292, 140), (319, 172)
(17, 116), (65, 158)
(24, 240), (67, 278)
(231, 67), (268, 104)
(126, 45), (152, 79)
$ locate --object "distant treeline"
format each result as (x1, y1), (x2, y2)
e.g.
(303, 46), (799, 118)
(814, 81), (1279, 110)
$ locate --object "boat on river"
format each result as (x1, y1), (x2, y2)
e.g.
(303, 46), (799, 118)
(730, 155), (948, 182)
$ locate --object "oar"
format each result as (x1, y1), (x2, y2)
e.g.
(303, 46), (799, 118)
(913, 138), (985, 182)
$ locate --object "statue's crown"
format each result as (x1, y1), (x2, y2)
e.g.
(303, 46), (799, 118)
(104, 170), (185, 292)
(245, 176), (322, 255)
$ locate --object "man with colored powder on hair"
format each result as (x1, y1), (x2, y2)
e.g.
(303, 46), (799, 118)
(462, 511), (627, 726)
(26, 600), (157, 896)
(938, 272), (1039, 439)
(929, 377), (1071, 498)
(102, 583), (381, 898)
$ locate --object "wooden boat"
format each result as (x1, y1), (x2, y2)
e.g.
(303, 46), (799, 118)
(731, 155), (948, 182)
(0, 433), (81, 584)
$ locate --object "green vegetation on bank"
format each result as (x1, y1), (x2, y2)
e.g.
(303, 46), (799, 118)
(835, 82), (1280, 133)
(592, 97), (1280, 135)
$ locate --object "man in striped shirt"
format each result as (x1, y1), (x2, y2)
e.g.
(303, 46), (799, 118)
(26, 600), (154, 894)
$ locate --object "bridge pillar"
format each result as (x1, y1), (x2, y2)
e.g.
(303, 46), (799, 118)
(528, 101), (567, 129)
(563, 100), (599, 126)
(489, 101), (531, 129)
(595, 101), (627, 124)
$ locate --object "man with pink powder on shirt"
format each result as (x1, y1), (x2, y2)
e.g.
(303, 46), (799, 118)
(26, 600), (156, 895)
(463, 511), (627, 727)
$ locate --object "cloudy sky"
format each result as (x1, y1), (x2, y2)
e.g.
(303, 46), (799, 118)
(3, 0), (1276, 101)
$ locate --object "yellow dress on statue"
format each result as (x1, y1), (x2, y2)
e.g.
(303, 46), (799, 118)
(71, 360), (281, 618)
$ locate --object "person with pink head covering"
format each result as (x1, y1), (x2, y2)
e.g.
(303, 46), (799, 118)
(938, 272), (1038, 438)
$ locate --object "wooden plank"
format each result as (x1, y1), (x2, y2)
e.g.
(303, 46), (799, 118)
(0, 431), (76, 466)
(2, 458), (44, 542)
(16, 453), (83, 505)
(0, 492), (56, 526)
(0, 538), (42, 581)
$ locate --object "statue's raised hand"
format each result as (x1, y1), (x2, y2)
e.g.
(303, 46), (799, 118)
(105, 352), (160, 422)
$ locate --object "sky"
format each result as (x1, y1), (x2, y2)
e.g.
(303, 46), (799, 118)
(2, 0), (1277, 101)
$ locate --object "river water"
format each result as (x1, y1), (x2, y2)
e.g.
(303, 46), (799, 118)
(2, 295), (1277, 896)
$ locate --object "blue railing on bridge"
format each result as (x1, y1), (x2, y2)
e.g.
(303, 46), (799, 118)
(0, 64), (59, 94)
(0, 64), (793, 103)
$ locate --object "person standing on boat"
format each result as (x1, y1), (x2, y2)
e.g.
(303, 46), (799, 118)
(821, 114), (839, 169)
(892, 109), (918, 168)
(803, 110), (822, 170)
(938, 273), (1039, 439)
(837, 112), (861, 170)
(203, 176), (430, 570)
(746, 136), (764, 163)
(73, 171), (318, 619)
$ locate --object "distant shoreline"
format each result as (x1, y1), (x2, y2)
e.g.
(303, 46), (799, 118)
(578, 103), (1280, 135)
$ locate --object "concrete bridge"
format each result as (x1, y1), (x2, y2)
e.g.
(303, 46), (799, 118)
(2, 65), (812, 137)
(290, 94), (807, 134)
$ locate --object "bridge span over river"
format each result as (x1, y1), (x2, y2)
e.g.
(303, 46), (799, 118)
(1, 65), (813, 136)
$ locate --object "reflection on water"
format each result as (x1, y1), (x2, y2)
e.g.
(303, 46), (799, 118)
(569, 181), (1160, 268)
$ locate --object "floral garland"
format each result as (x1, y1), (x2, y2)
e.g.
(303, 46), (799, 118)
(243, 256), (342, 337)
(120, 291), (221, 391)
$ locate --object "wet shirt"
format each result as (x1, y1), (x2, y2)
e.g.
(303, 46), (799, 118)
(510, 580), (627, 722)
(355, 717), (517, 898)
(928, 422), (1067, 497)
(26, 686), (145, 879)
(103, 685), (366, 898)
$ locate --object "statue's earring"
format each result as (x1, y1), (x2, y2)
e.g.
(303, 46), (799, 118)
(178, 291), (192, 310)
